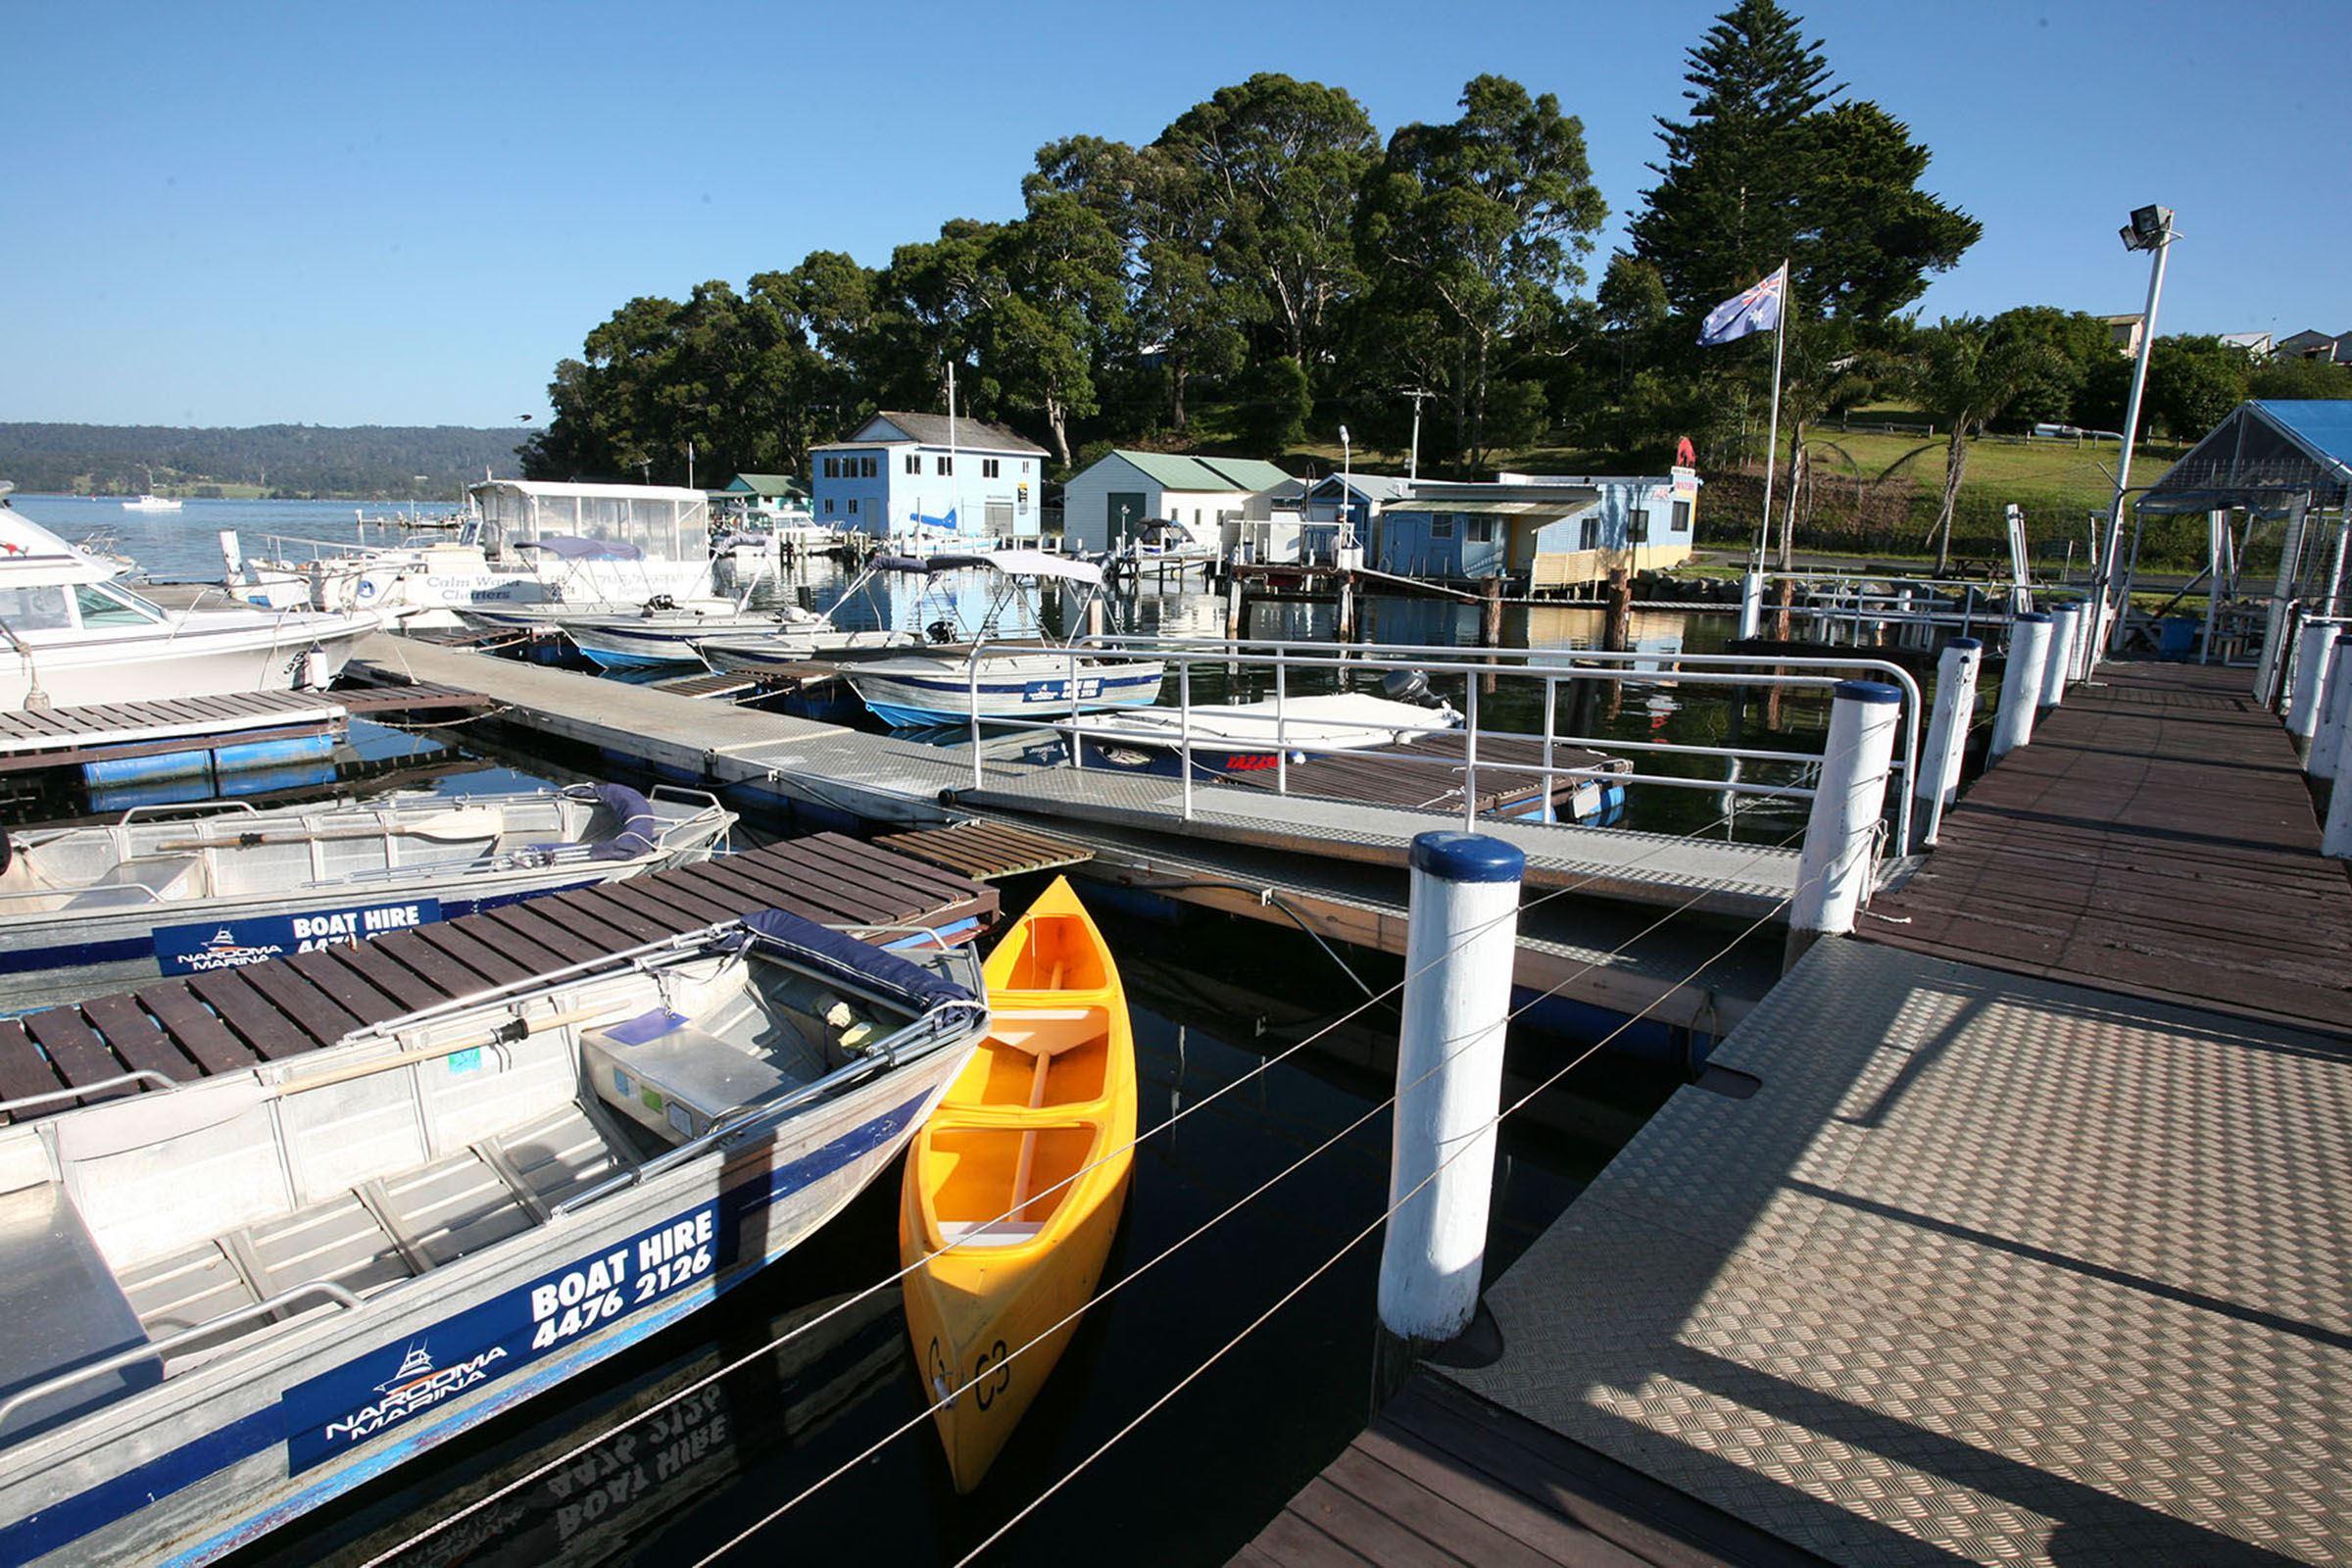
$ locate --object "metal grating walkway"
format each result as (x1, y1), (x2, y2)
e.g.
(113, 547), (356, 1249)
(1447, 937), (2352, 1566)
(953, 768), (1820, 919)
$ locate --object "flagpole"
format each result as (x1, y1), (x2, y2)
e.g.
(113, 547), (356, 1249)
(1758, 260), (1788, 565)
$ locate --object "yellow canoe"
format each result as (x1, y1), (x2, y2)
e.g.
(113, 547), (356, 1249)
(898, 875), (1137, 1494)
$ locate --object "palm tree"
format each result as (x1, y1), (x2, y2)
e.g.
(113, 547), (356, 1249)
(1908, 318), (2056, 571)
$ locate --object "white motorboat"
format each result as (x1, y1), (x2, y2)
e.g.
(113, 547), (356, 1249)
(839, 551), (1164, 727)
(219, 480), (718, 629)
(119, 495), (181, 514)
(1057, 691), (1462, 772)
(698, 627), (918, 672)
(0, 782), (734, 1004)
(0, 902), (988, 1565)
(0, 494), (379, 710)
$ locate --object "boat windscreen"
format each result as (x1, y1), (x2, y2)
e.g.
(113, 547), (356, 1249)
(517, 535), (646, 563)
(741, 906), (976, 1013)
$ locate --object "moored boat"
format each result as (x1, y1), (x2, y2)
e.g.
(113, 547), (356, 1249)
(838, 552), (1164, 728)
(0, 904), (988, 1565)
(0, 495), (379, 710)
(0, 782), (733, 1004)
(899, 876), (1136, 1492)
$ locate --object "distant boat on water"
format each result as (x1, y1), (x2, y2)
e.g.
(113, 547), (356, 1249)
(122, 466), (181, 511)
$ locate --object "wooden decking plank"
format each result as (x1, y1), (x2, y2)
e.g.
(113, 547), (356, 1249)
(796, 832), (977, 906)
(234, 961), (365, 1049)
(475, 902), (605, 966)
(132, 982), (261, 1075)
(672, 859), (836, 924)
(324, 937), (450, 1013)
(609, 877), (741, 929)
(79, 994), (201, 1084)
(405, 921), (533, 987)
(1282, 1475), (1482, 1567)
(694, 854), (896, 923)
(280, 948), (409, 1027)
(563, 885), (688, 943)
(788, 837), (991, 923)
(0, 1020), (66, 1118)
(503, 895), (645, 956)
(1250, 1510), (1376, 1566)
(360, 929), (483, 1000)
(444, 909), (568, 977)
(184, 968), (316, 1061)
(22, 1007), (131, 1101)
(1318, 1443), (1593, 1568)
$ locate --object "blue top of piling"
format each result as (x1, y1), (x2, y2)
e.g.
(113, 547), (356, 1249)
(1410, 832), (1527, 884)
(2014, 612), (2053, 622)
(1834, 680), (1902, 706)
(1948, 637), (1984, 651)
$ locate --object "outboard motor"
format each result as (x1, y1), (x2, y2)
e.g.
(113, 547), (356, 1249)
(925, 618), (958, 645)
(1382, 667), (1438, 708)
(642, 594), (677, 616)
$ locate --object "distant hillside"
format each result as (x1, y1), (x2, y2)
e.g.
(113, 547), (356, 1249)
(0, 423), (526, 501)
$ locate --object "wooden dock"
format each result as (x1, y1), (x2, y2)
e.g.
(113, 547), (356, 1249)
(1861, 660), (2352, 1039)
(0, 833), (995, 1121)
(0, 683), (490, 778)
(1251, 660), (2352, 1567)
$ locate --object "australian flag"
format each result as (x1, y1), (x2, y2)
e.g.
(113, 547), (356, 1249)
(1697, 267), (1786, 346)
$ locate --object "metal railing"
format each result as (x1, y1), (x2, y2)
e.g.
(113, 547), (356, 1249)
(950, 634), (1928, 849)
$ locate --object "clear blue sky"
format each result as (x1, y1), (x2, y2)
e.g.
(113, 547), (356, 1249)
(3, 0), (2344, 428)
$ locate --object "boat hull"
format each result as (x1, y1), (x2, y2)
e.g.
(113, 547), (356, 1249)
(0, 612), (378, 711)
(0, 791), (732, 1009)
(0, 1056), (967, 1568)
(847, 658), (1165, 729)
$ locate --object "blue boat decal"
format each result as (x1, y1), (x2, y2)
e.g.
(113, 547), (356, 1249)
(281, 1201), (718, 1473)
(153, 898), (444, 976)
(0, 1089), (934, 1565)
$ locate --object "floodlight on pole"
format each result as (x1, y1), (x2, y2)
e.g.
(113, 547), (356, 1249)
(2093, 205), (2175, 664)
(1339, 424), (1354, 554)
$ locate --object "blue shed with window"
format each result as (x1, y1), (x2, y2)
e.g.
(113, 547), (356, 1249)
(1371, 470), (1700, 587)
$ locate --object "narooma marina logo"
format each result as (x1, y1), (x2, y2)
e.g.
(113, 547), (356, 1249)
(323, 1341), (508, 1446)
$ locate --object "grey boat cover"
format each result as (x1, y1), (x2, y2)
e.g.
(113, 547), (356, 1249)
(740, 906), (975, 1013)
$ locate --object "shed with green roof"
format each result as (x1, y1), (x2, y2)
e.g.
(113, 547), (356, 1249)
(1059, 449), (1303, 553)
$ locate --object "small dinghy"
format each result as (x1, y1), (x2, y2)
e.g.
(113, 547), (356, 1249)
(900, 877), (1136, 1492)
(0, 906), (988, 1565)
(0, 783), (732, 1004)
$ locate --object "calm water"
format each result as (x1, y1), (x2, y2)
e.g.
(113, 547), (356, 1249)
(6, 499), (1900, 1563)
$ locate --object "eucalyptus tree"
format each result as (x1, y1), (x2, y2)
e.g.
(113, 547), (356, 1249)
(1359, 75), (1607, 466)
(1153, 74), (1381, 370)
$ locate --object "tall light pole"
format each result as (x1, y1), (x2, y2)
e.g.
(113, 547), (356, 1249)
(2095, 204), (2175, 662)
(1339, 424), (1354, 557)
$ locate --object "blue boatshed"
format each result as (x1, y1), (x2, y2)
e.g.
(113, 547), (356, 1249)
(1373, 470), (1700, 587)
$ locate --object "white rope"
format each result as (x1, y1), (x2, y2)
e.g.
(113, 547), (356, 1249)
(684, 817), (1817, 1565)
(365, 726), (1866, 1567)
(946, 895), (1797, 1566)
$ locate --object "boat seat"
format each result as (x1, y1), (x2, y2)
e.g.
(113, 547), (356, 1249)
(112, 1102), (636, 1366)
(0, 1185), (160, 1440)
(935, 1219), (1045, 1248)
(0, 858), (201, 915)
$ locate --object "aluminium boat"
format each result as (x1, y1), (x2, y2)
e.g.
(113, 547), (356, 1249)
(0, 494), (379, 710)
(900, 877), (1135, 1492)
(0, 783), (733, 1004)
(0, 905), (988, 1566)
